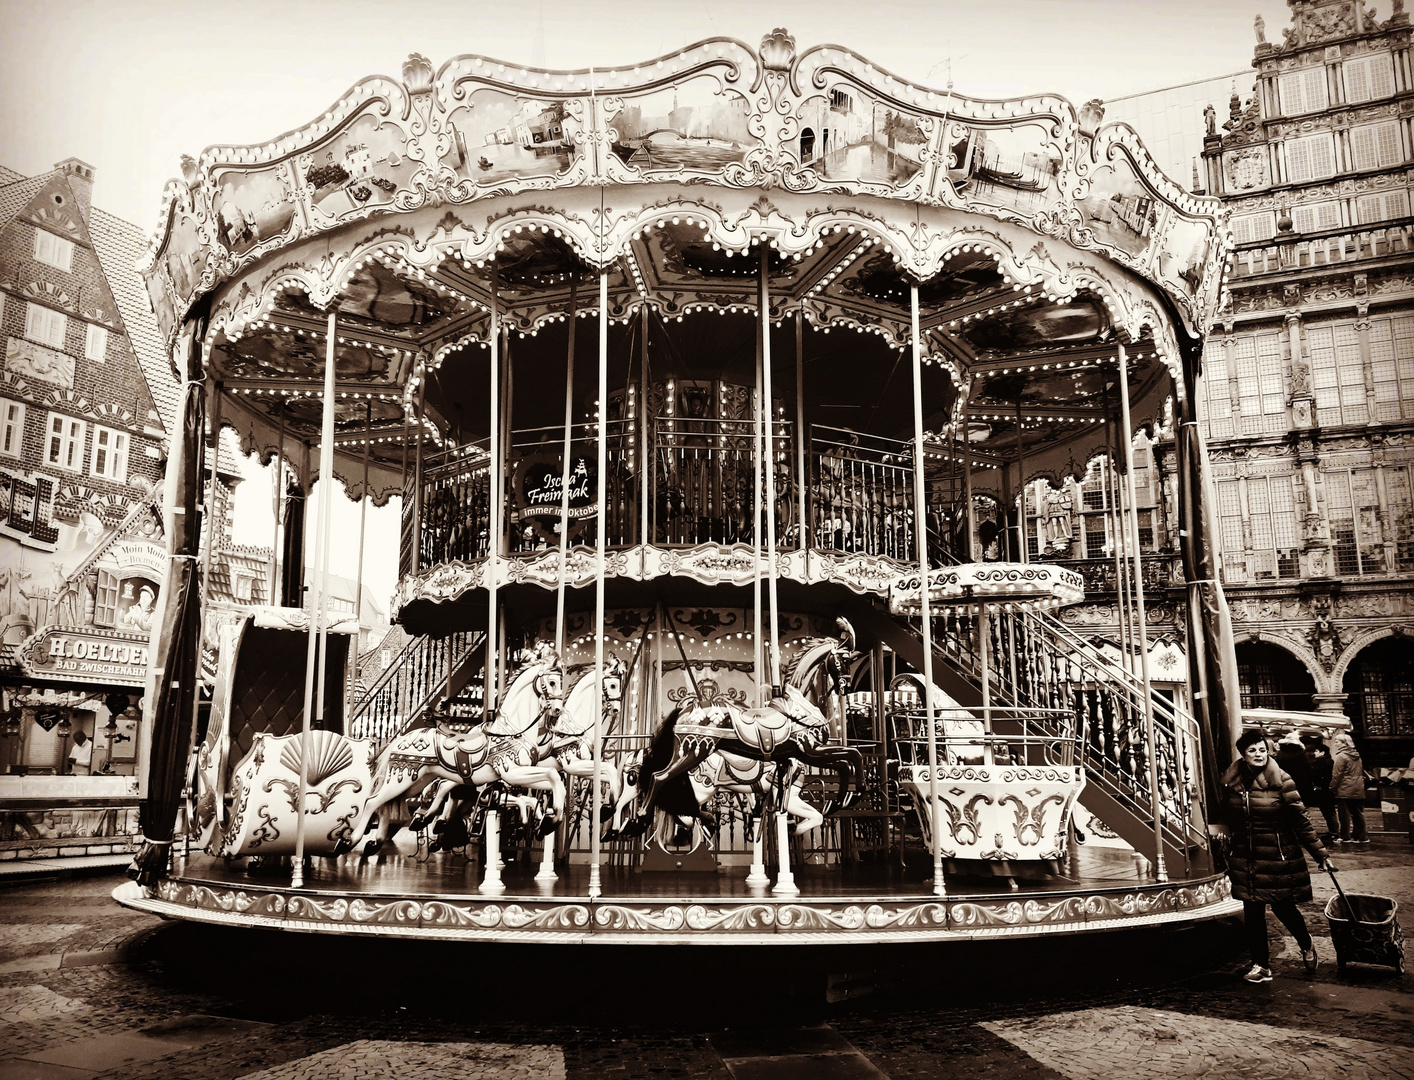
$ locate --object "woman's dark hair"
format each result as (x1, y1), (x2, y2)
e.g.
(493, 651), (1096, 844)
(1236, 728), (1267, 753)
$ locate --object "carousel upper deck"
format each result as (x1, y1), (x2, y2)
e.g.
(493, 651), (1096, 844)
(116, 30), (1245, 943)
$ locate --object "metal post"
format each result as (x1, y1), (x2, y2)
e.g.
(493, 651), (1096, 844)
(349, 402), (371, 720)
(480, 289), (503, 896)
(1118, 344), (1167, 883)
(760, 248), (782, 692)
(269, 401), (286, 602)
(589, 270), (609, 899)
(910, 284), (945, 898)
(555, 278), (578, 661)
(293, 312), (337, 889)
(795, 307), (808, 554)
(183, 381), (223, 859)
(753, 301), (764, 708)
(640, 309), (650, 546)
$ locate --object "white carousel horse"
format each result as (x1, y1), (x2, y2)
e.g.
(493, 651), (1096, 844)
(337, 645), (567, 857)
(410, 655), (627, 845)
(644, 619), (865, 825)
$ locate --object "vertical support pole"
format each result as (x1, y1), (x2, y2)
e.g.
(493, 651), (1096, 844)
(589, 270), (609, 899)
(269, 402), (286, 603)
(760, 248), (782, 692)
(771, 799), (798, 895)
(411, 375), (425, 576)
(293, 312), (337, 889)
(1016, 401), (1027, 564)
(795, 307), (808, 554)
(909, 284), (945, 898)
(640, 309), (650, 546)
(487, 294), (501, 718)
(555, 278), (578, 661)
(480, 291), (503, 896)
(753, 301), (764, 707)
(1118, 344), (1167, 883)
(184, 381), (223, 859)
(349, 402), (371, 721)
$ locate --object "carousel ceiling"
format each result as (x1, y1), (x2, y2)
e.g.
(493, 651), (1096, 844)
(141, 29), (1231, 500)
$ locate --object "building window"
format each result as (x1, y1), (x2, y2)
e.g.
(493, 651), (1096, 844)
(84, 323), (108, 362)
(1325, 468), (1386, 576)
(1244, 476), (1300, 581)
(1233, 333), (1287, 435)
(1344, 639), (1414, 741)
(1386, 465), (1414, 573)
(89, 425), (128, 481)
(1369, 316), (1414, 422)
(94, 569), (119, 627)
(1291, 200), (1341, 233)
(1217, 480), (1246, 583)
(0, 399), (24, 458)
(233, 571), (255, 603)
(1283, 133), (1336, 182)
(1355, 189), (1410, 226)
(1230, 212), (1276, 245)
(46, 414), (85, 472)
(1349, 121), (1404, 172)
(24, 302), (67, 349)
(32, 229), (74, 272)
(1307, 321), (1368, 426)
(1202, 340), (1233, 438)
(1342, 54), (1395, 105)
(1278, 67), (1329, 116)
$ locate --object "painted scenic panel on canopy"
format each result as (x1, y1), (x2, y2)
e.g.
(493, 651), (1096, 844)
(444, 87), (578, 186)
(798, 85), (927, 187)
(303, 112), (414, 222)
(609, 75), (755, 175)
(1078, 154), (1161, 260)
(943, 122), (1063, 219)
(210, 165), (296, 257)
(160, 196), (212, 305)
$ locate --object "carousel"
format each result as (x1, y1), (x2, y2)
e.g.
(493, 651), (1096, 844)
(115, 31), (1246, 944)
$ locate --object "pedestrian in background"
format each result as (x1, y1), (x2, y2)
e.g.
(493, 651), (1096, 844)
(1329, 731), (1369, 844)
(1302, 733), (1339, 840)
(1275, 730), (1315, 801)
(1221, 728), (1333, 983)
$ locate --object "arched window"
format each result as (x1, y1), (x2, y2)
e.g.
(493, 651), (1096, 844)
(1235, 641), (1315, 713)
(800, 128), (816, 162)
(1343, 637), (1414, 755)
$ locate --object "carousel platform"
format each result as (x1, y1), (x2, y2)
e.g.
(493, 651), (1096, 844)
(114, 849), (1237, 945)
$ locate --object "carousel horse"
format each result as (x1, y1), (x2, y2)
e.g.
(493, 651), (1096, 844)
(641, 619), (859, 819)
(337, 644), (567, 857)
(607, 733), (822, 851)
(410, 654), (627, 843)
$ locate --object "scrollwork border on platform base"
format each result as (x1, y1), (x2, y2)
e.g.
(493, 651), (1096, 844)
(138, 874), (1234, 940)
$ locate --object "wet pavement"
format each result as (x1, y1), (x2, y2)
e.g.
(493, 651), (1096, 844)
(0, 842), (1410, 1080)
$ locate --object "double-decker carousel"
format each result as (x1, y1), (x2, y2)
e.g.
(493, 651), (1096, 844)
(116, 31), (1247, 944)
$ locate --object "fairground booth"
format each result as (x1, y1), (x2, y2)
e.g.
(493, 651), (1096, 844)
(116, 31), (1248, 944)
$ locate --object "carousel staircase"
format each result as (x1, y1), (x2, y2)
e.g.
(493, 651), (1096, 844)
(847, 594), (1210, 876)
(348, 630), (485, 749)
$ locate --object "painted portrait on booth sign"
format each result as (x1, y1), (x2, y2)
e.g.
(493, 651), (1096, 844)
(116, 577), (159, 633)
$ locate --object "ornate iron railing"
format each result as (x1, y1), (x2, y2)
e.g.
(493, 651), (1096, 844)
(348, 630), (482, 748)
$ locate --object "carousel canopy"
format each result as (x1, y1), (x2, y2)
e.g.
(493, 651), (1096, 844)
(139, 30), (1231, 503)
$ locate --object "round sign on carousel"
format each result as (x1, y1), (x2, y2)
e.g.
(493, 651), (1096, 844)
(888, 562), (1085, 616)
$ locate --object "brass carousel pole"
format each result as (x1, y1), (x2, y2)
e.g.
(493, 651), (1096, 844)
(753, 306), (764, 708)
(293, 312), (337, 889)
(795, 306), (807, 554)
(269, 401), (286, 602)
(481, 278), (505, 896)
(910, 283), (944, 898)
(589, 268), (609, 900)
(760, 248), (782, 692)
(1117, 344), (1167, 883)
(349, 402), (371, 720)
(555, 278), (578, 661)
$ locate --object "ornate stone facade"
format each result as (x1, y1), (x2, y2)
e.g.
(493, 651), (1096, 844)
(1197, 0), (1414, 763)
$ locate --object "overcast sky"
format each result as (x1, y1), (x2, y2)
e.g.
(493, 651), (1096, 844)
(0, 0), (1339, 612)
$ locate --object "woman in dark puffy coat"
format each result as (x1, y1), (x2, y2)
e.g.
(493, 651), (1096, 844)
(1221, 729), (1333, 983)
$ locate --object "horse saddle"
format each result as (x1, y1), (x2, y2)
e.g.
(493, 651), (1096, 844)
(732, 706), (793, 756)
(437, 724), (488, 777)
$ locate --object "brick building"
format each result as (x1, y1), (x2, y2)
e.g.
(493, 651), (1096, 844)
(0, 158), (205, 857)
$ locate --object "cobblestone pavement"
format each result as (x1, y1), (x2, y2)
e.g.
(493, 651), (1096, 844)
(0, 845), (1409, 1080)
